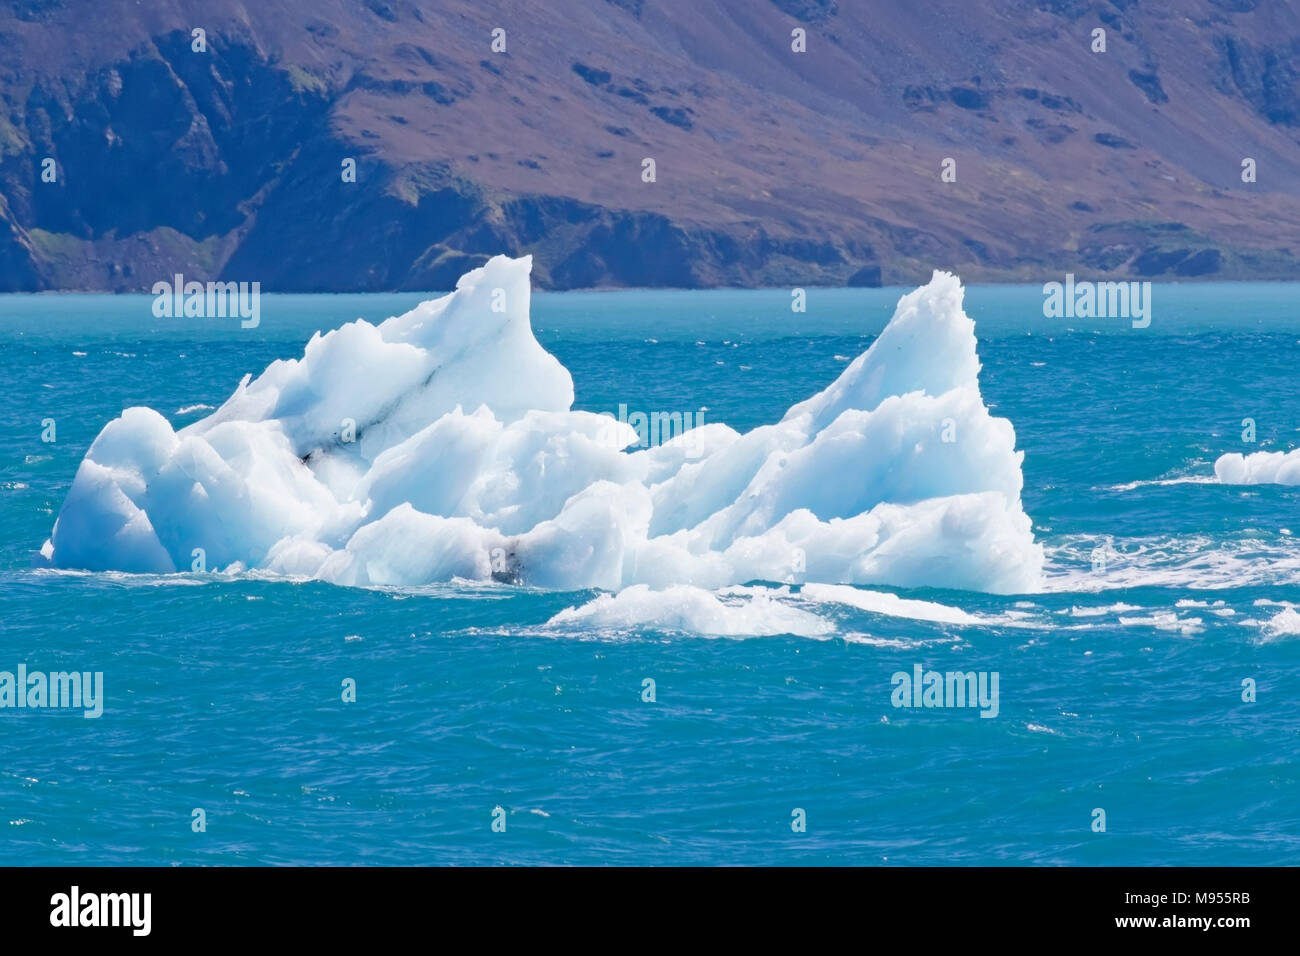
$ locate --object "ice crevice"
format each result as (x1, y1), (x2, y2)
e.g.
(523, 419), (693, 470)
(44, 255), (1044, 595)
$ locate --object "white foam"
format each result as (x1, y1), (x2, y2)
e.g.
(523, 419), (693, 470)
(1067, 602), (1142, 617)
(46, 257), (1042, 595)
(1107, 475), (1217, 492)
(1117, 612), (1204, 635)
(1025, 723), (1061, 735)
(1045, 534), (1300, 591)
(1259, 606), (1300, 642)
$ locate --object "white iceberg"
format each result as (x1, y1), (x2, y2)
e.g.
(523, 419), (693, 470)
(1214, 449), (1300, 486)
(44, 255), (1043, 594)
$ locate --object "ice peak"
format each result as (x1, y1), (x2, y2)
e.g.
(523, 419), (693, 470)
(46, 261), (1041, 594)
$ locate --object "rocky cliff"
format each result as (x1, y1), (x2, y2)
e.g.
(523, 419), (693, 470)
(1, 0), (1298, 290)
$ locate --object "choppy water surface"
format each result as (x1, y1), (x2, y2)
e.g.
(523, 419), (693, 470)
(2, 283), (1298, 864)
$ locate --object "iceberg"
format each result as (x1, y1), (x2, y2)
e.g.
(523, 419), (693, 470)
(1214, 449), (1300, 486)
(44, 255), (1043, 594)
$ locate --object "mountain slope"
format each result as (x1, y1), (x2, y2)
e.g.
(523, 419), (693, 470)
(0, 0), (1298, 290)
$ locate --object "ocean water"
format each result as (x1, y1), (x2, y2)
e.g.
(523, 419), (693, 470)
(2, 282), (1299, 865)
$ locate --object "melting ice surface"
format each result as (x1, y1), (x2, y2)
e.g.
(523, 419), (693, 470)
(1214, 448), (1300, 485)
(43, 255), (1043, 600)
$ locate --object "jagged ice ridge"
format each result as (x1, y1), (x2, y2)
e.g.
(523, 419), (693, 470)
(44, 255), (1043, 594)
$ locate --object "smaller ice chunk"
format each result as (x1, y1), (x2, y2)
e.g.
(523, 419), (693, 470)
(800, 582), (980, 625)
(547, 585), (835, 638)
(1214, 449), (1300, 485)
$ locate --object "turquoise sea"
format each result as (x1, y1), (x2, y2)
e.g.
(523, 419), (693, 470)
(2, 282), (1298, 865)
